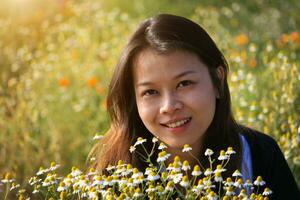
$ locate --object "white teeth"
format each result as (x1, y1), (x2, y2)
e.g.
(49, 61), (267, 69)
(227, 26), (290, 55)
(166, 118), (190, 128)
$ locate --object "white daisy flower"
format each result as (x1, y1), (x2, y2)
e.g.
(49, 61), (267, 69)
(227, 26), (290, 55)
(191, 165), (202, 176)
(49, 162), (60, 171)
(173, 173), (183, 184)
(133, 188), (143, 198)
(225, 186), (235, 196)
(234, 178), (243, 188)
(179, 176), (189, 187)
(218, 150), (229, 160)
(158, 142), (167, 150)
(10, 183), (20, 191)
(181, 160), (191, 171)
(165, 181), (174, 191)
(152, 137), (158, 143)
(224, 177), (234, 187)
(204, 168), (213, 176)
(226, 147), (236, 155)
(205, 148), (214, 156)
(145, 185), (157, 193)
(134, 137), (147, 146)
(262, 187), (272, 196)
(254, 176), (265, 186)
(147, 171), (160, 181)
(214, 165), (226, 173)
(207, 191), (218, 200)
(93, 133), (103, 140)
(214, 172), (223, 182)
(157, 151), (171, 163)
(129, 145), (136, 153)
(57, 182), (67, 192)
(232, 169), (242, 177)
(182, 144), (192, 152)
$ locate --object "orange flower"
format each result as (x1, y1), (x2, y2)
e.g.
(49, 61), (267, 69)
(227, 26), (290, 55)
(290, 31), (299, 42)
(235, 34), (248, 46)
(96, 86), (104, 95)
(248, 58), (257, 68)
(58, 78), (70, 87)
(87, 76), (97, 88)
(276, 34), (289, 47)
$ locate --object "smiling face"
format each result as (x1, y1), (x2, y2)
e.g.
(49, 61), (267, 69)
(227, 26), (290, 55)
(133, 49), (219, 153)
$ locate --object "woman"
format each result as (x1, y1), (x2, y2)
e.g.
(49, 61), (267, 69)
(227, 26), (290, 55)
(90, 14), (299, 199)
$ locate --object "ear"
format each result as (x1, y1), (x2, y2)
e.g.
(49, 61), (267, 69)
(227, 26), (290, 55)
(215, 66), (225, 98)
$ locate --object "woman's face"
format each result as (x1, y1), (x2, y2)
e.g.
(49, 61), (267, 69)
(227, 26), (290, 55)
(133, 49), (219, 151)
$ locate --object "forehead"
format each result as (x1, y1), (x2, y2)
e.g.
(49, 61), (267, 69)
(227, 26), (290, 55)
(132, 48), (208, 82)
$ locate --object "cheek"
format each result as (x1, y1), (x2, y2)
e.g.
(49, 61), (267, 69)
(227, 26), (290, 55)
(136, 101), (157, 124)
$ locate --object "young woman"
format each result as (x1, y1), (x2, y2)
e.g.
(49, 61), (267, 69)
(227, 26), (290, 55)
(90, 14), (299, 199)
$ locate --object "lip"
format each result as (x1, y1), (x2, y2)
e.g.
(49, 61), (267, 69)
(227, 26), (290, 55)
(161, 117), (192, 134)
(161, 117), (192, 125)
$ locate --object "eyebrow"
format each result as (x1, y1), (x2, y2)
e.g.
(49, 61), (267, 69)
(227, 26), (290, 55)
(136, 70), (198, 87)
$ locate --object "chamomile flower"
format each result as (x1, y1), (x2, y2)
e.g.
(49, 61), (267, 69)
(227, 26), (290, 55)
(131, 168), (143, 179)
(147, 171), (160, 181)
(10, 182), (20, 191)
(205, 148), (214, 156)
(182, 160), (191, 171)
(145, 184), (157, 193)
(244, 179), (253, 188)
(106, 164), (115, 171)
(218, 150), (229, 160)
(196, 179), (205, 191)
(87, 167), (97, 176)
(238, 189), (247, 198)
(134, 137), (147, 146)
(49, 162), (60, 171)
(28, 176), (42, 185)
(172, 162), (181, 173)
(191, 165), (202, 176)
(214, 165), (226, 173)
(36, 167), (47, 176)
(133, 188), (143, 198)
(214, 172), (223, 182)
(204, 168), (213, 176)
(234, 178), (243, 188)
(129, 145), (136, 153)
(182, 144), (192, 152)
(232, 169), (242, 177)
(165, 181), (175, 191)
(157, 151), (171, 162)
(152, 137), (158, 143)
(173, 172), (183, 184)
(254, 176), (265, 186)
(207, 191), (218, 200)
(92, 175), (103, 186)
(262, 187), (272, 196)
(224, 177), (234, 187)
(179, 175), (189, 187)
(93, 133), (103, 140)
(226, 147), (236, 155)
(158, 142), (167, 150)
(57, 182), (67, 192)
(71, 167), (82, 177)
(225, 186), (235, 196)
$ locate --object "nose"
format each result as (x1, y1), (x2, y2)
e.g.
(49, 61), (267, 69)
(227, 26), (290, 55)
(159, 93), (183, 114)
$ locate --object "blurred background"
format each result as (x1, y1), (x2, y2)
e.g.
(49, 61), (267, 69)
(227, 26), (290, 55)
(0, 0), (299, 190)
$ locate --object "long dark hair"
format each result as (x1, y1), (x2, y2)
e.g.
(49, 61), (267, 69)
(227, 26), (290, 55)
(89, 14), (242, 176)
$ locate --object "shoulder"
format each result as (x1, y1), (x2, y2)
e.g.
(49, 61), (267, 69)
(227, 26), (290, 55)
(239, 126), (278, 153)
(238, 125), (300, 199)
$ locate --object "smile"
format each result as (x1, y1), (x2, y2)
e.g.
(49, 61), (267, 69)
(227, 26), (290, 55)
(163, 117), (192, 128)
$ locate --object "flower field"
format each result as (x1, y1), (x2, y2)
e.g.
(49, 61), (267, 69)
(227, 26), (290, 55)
(0, 0), (299, 198)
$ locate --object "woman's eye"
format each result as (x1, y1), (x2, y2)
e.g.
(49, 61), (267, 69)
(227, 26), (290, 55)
(177, 80), (193, 88)
(142, 89), (158, 97)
